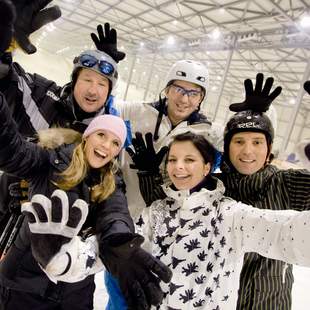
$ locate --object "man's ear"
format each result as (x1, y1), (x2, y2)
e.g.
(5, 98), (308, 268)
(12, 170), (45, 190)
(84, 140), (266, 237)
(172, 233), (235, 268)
(265, 143), (273, 164)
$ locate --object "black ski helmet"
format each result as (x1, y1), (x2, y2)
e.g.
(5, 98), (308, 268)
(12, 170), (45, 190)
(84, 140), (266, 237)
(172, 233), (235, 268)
(223, 110), (274, 169)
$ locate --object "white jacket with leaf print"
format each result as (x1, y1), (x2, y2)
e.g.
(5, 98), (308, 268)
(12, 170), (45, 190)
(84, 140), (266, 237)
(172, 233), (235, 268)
(135, 177), (310, 310)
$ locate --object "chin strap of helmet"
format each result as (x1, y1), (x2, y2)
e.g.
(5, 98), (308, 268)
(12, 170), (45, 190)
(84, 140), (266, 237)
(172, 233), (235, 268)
(153, 94), (166, 141)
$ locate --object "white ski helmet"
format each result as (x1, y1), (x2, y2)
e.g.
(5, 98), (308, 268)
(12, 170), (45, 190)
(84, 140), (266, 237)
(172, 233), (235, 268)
(165, 60), (209, 95)
(72, 50), (118, 90)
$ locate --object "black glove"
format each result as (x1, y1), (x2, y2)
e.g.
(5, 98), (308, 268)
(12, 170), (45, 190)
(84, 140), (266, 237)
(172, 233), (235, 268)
(229, 72), (282, 112)
(90, 23), (126, 63)
(0, 0), (16, 53)
(101, 234), (172, 309)
(126, 132), (168, 173)
(13, 0), (61, 54)
(8, 179), (28, 213)
(21, 189), (88, 268)
(304, 80), (310, 95)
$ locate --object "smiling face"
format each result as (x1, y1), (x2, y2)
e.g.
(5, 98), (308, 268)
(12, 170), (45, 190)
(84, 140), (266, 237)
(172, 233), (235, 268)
(84, 129), (122, 169)
(229, 131), (269, 175)
(166, 80), (203, 126)
(73, 68), (110, 113)
(167, 140), (210, 190)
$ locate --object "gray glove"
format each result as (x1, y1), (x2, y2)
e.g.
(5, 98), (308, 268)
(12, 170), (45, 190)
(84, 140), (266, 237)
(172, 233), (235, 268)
(21, 189), (88, 268)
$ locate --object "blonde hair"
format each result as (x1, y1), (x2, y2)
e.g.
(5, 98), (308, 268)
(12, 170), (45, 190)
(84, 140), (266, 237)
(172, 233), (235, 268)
(37, 128), (118, 203)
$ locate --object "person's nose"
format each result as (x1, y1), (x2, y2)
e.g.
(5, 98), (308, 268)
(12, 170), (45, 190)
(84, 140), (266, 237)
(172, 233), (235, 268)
(87, 82), (98, 95)
(175, 160), (185, 170)
(100, 138), (112, 152)
(241, 142), (253, 154)
(179, 92), (190, 103)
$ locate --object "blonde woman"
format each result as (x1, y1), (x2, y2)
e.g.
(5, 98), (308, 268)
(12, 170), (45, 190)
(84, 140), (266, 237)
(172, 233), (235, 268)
(0, 92), (171, 310)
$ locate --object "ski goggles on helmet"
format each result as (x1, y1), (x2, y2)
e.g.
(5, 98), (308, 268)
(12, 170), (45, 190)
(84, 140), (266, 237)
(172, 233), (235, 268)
(74, 54), (115, 76)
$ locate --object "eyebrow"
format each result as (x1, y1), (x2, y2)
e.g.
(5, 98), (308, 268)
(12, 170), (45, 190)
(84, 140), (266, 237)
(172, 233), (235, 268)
(172, 83), (201, 92)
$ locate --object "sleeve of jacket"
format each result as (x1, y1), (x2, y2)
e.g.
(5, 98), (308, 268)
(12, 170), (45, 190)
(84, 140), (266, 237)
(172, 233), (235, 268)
(12, 63), (61, 131)
(226, 200), (310, 267)
(95, 175), (135, 246)
(0, 91), (49, 177)
(280, 169), (310, 211)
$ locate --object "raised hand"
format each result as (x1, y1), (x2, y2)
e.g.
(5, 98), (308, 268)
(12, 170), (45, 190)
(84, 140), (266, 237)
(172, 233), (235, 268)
(126, 132), (168, 173)
(13, 0), (61, 54)
(90, 23), (126, 63)
(229, 73), (282, 113)
(21, 189), (88, 268)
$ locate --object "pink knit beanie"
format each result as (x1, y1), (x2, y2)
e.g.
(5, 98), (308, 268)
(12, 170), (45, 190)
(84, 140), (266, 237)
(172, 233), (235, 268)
(82, 114), (127, 147)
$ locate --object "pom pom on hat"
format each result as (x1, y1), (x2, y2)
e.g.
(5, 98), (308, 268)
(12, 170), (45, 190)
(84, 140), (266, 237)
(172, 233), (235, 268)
(83, 115), (127, 147)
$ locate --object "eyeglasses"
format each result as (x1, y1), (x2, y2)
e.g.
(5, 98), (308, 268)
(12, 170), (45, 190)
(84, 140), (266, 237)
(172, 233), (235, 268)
(170, 84), (202, 102)
(76, 54), (115, 76)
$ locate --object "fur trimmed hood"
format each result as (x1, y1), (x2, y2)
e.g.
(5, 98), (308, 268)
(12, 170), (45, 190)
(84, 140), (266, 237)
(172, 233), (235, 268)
(37, 127), (82, 149)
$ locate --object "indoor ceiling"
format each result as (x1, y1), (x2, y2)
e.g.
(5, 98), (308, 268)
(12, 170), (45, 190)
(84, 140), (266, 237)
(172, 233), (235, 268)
(32, 0), (310, 154)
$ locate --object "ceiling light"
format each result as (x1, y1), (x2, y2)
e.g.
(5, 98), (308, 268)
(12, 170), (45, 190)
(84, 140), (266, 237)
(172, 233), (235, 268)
(300, 14), (310, 28)
(167, 36), (175, 45)
(211, 28), (221, 40)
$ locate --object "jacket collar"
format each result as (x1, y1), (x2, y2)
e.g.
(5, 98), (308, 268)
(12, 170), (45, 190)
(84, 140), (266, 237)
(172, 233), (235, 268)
(162, 176), (225, 205)
(222, 164), (278, 200)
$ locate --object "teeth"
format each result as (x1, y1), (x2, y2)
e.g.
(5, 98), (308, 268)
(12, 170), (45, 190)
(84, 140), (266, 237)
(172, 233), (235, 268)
(174, 174), (188, 178)
(240, 159), (254, 163)
(95, 149), (107, 157)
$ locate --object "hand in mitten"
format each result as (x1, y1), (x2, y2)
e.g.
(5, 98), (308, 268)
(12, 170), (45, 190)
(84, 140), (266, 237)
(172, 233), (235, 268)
(126, 132), (168, 173)
(304, 81), (310, 95)
(21, 189), (88, 270)
(101, 234), (172, 309)
(229, 72), (282, 112)
(13, 0), (61, 54)
(90, 23), (126, 63)
(0, 0), (16, 53)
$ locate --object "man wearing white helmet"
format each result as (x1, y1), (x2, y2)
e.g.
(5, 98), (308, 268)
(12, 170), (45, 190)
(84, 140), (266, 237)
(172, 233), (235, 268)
(111, 57), (223, 219)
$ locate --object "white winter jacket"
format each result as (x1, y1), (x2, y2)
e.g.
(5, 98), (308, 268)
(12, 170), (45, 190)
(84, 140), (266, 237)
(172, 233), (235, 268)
(135, 177), (310, 310)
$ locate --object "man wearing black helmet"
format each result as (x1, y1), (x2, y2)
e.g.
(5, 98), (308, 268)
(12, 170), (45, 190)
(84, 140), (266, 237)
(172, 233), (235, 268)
(134, 73), (310, 310)
(218, 75), (310, 310)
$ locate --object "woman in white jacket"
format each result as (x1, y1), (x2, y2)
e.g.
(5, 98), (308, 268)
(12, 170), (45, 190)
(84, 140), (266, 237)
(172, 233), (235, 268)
(135, 131), (310, 310)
